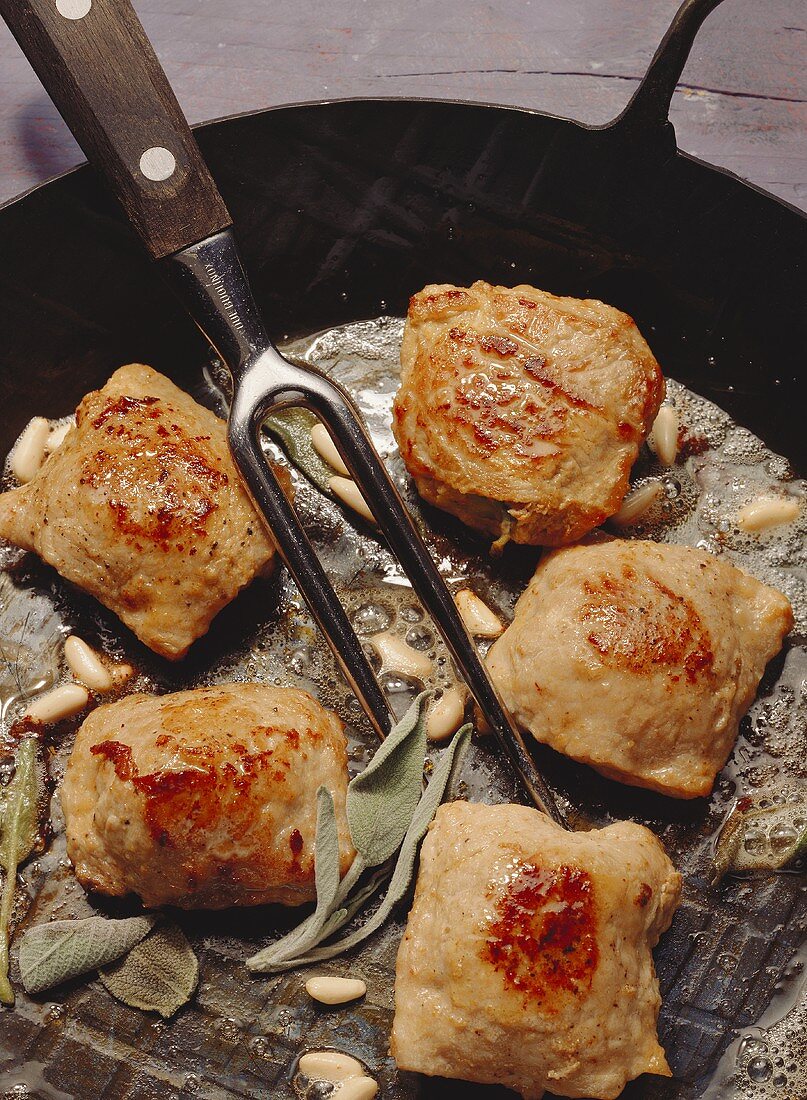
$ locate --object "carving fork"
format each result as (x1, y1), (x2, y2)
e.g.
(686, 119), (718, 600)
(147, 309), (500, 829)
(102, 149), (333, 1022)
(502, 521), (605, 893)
(1, 0), (563, 824)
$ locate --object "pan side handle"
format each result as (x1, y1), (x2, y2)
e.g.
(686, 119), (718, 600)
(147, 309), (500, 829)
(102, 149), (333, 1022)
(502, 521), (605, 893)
(606, 0), (726, 144)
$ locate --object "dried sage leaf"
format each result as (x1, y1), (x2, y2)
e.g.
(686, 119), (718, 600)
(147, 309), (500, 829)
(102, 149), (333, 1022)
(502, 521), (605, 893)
(0, 737), (41, 1005)
(346, 692), (429, 867)
(265, 723), (471, 972)
(19, 914), (157, 995)
(264, 408), (334, 493)
(99, 923), (198, 1018)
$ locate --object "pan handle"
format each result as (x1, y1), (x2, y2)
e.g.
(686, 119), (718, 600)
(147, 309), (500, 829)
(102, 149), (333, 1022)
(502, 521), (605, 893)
(608, 0), (726, 143)
(0, 0), (231, 259)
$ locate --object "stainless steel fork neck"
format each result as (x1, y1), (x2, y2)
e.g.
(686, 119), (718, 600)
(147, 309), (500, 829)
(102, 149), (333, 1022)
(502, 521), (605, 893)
(165, 229), (347, 413)
(164, 229), (268, 378)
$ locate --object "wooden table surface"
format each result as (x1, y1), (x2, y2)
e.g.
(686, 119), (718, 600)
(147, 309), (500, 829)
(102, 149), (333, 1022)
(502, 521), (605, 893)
(0, 0), (804, 212)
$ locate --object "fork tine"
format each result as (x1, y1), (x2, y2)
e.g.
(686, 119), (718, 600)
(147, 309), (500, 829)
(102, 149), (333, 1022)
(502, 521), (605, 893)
(304, 377), (565, 827)
(228, 390), (392, 743)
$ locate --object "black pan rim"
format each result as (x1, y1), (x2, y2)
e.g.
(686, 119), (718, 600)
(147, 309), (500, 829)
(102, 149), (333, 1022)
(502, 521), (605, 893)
(2, 94), (805, 225)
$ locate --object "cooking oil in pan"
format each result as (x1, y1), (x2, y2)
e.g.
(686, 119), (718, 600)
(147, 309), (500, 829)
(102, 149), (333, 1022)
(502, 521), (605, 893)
(0, 316), (804, 1099)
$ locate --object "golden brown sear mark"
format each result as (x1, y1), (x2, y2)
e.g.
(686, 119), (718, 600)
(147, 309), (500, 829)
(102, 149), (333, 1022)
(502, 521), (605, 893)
(79, 400), (230, 550)
(582, 569), (715, 684)
(482, 862), (598, 1009)
(91, 734), (282, 846)
(635, 883), (653, 908)
(89, 394), (160, 429)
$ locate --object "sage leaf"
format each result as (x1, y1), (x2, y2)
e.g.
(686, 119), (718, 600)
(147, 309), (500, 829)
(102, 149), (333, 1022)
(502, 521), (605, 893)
(0, 737), (41, 1005)
(712, 793), (807, 883)
(265, 723), (471, 972)
(249, 696), (430, 972)
(316, 863), (393, 941)
(313, 786), (342, 913)
(99, 923), (198, 1018)
(347, 692), (429, 867)
(247, 785), (351, 971)
(0, 737), (39, 870)
(264, 408), (334, 493)
(19, 915), (156, 995)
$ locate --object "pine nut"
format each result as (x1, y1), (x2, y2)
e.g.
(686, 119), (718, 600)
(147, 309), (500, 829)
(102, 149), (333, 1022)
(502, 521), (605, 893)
(24, 683), (89, 723)
(427, 685), (467, 742)
(311, 423), (350, 477)
(10, 417), (49, 483)
(369, 631), (432, 680)
(649, 406), (678, 466)
(45, 422), (73, 453)
(305, 975), (367, 1005)
(454, 589), (503, 637)
(64, 636), (114, 692)
(329, 476), (376, 525)
(611, 479), (664, 526)
(299, 1051), (365, 1083)
(337, 1078), (378, 1100)
(736, 495), (800, 532)
(110, 661), (135, 686)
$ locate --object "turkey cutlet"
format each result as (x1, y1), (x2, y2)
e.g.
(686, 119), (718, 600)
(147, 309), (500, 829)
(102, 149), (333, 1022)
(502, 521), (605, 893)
(0, 364), (279, 659)
(392, 281), (664, 547)
(392, 801), (681, 1099)
(486, 538), (793, 797)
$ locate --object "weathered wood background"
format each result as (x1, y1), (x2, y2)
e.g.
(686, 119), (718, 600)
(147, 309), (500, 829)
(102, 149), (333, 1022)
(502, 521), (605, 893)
(0, 0), (805, 211)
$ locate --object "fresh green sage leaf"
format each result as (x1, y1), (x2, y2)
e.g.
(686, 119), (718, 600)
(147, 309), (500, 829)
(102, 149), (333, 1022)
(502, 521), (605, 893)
(265, 723), (471, 972)
(247, 785), (350, 971)
(313, 786), (342, 913)
(99, 922), (198, 1018)
(264, 408), (334, 493)
(347, 692), (429, 867)
(0, 737), (41, 1005)
(0, 737), (39, 871)
(316, 863), (393, 942)
(19, 914), (157, 995)
(250, 695), (432, 971)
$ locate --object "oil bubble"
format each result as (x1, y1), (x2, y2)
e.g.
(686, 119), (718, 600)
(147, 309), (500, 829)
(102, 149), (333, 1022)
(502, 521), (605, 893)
(747, 1056), (773, 1082)
(353, 603), (392, 634)
(405, 625), (433, 651)
(398, 604), (424, 623)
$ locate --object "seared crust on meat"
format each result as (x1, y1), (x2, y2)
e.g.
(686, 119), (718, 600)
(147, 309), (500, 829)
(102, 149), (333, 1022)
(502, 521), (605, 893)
(392, 281), (664, 546)
(392, 801), (681, 1099)
(486, 539), (793, 797)
(61, 683), (355, 909)
(0, 365), (279, 659)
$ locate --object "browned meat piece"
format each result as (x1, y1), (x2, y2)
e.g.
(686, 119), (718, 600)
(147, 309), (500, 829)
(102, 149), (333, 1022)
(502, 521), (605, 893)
(391, 801), (681, 1100)
(487, 538), (793, 797)
(392, 282), (664, 547)
(0, 364), (279, 659)
(61, 683), (355, 909)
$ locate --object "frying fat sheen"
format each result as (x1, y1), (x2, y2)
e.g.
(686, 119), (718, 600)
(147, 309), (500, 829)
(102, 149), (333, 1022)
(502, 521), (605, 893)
(391, 801), (681, 1099)
(61, 683), (355, 909)
(392, 282), (664, 546)
(486, 538), (793, 797)
(0, 364), (280, 659)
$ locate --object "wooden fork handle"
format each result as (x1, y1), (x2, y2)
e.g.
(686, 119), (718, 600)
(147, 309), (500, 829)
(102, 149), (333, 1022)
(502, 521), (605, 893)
(0, 0), (231, 259)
